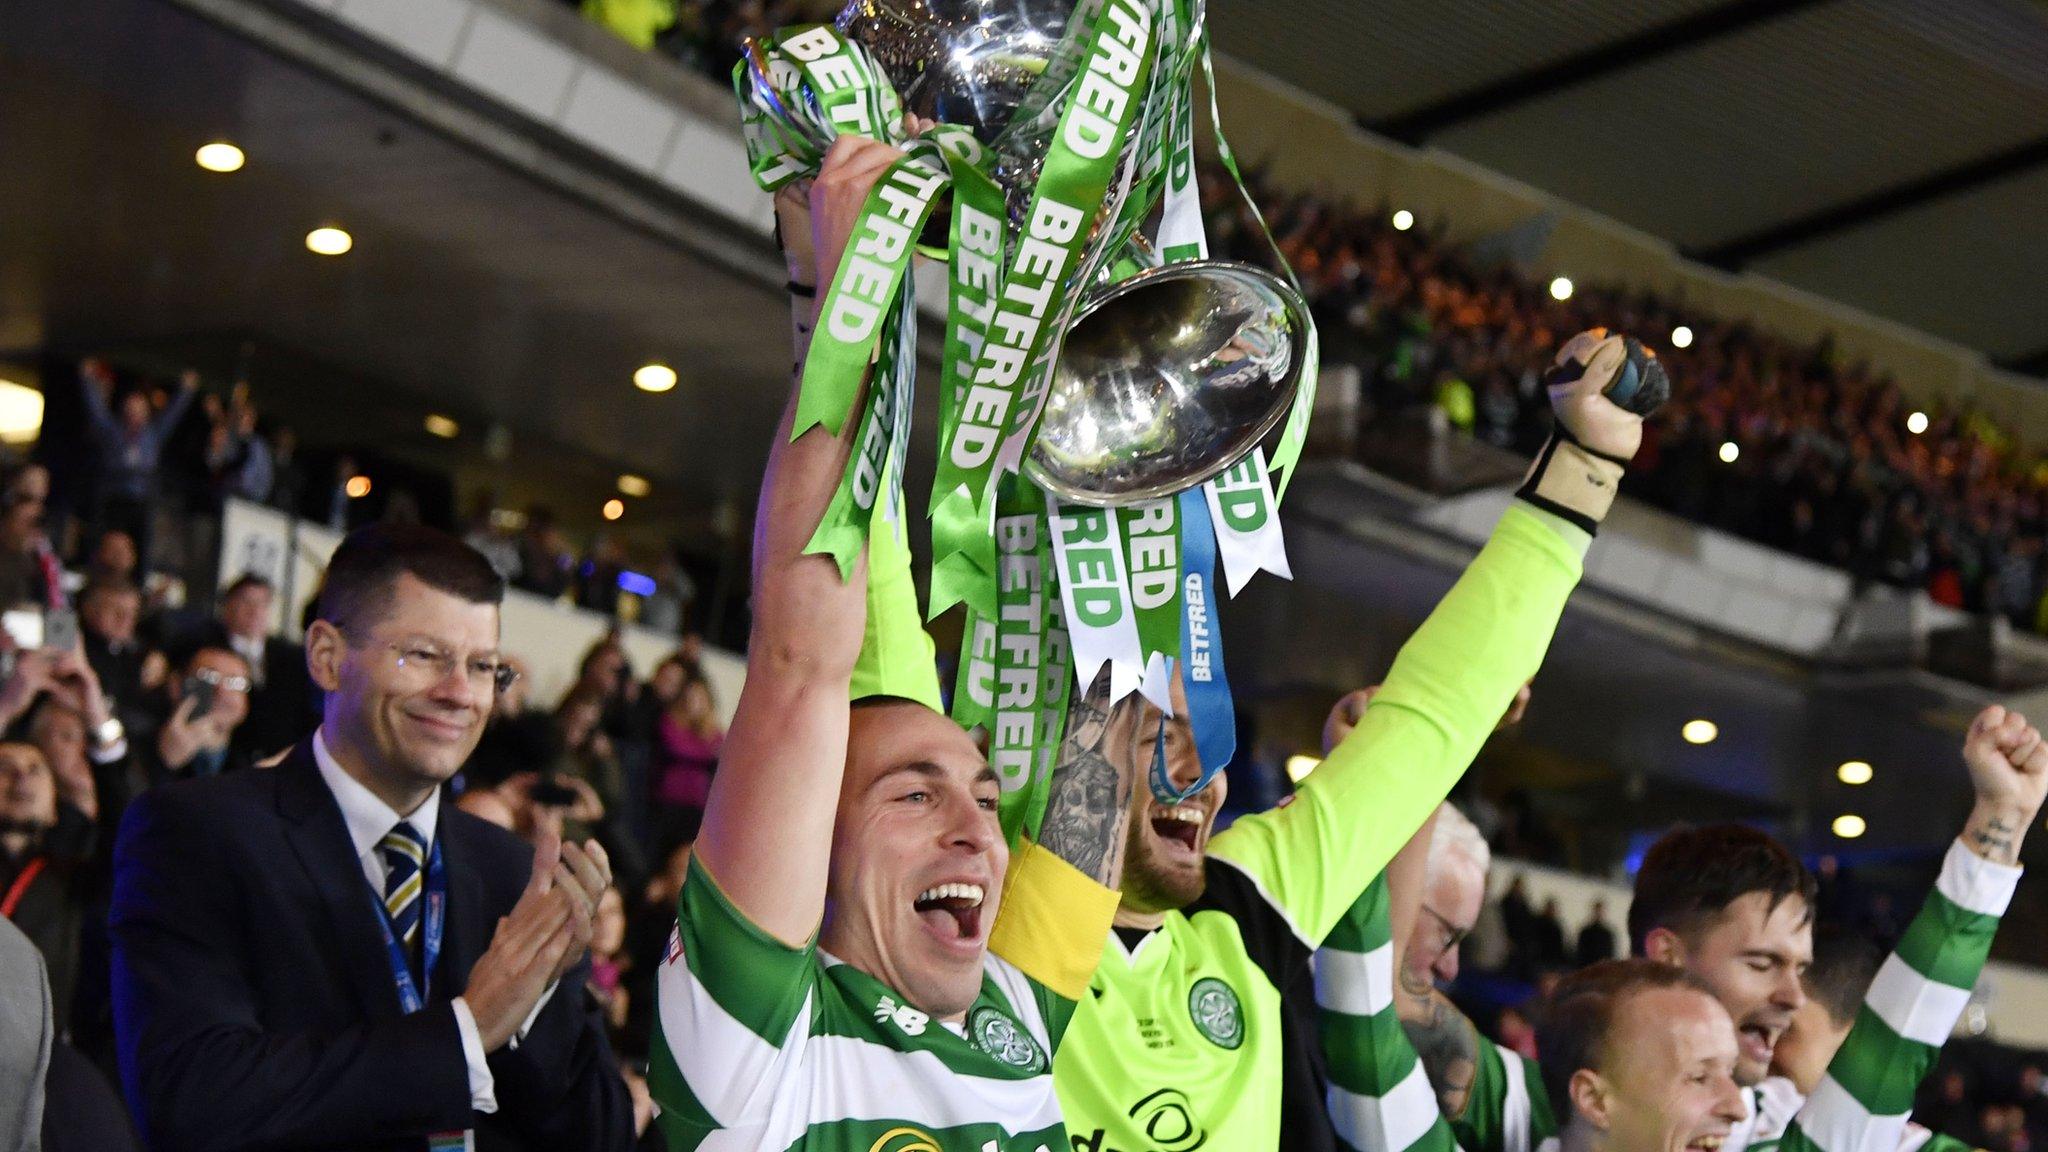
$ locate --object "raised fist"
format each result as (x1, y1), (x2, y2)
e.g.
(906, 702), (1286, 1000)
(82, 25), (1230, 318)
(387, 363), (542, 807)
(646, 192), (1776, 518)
(1963, 704), (2048, 821)
(1545, 329), (1668, 463)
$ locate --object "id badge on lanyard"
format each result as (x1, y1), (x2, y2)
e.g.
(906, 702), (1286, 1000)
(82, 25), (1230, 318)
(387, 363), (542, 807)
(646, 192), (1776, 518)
(370, 836), (472, 1151)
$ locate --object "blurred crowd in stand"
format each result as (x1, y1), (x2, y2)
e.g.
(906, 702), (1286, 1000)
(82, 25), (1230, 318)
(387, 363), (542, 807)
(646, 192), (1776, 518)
(1199, 161), (2048, 632)
(0, 358), (731, 1145)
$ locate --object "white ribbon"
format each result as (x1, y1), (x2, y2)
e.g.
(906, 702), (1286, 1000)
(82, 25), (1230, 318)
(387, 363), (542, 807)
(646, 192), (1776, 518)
(1047, 497), (1145, 703)
(1203, 446), (1293, 596)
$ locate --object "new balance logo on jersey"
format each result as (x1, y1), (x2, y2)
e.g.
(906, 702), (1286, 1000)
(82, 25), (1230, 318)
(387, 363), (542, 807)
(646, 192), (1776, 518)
(871, 995), (930, 1037)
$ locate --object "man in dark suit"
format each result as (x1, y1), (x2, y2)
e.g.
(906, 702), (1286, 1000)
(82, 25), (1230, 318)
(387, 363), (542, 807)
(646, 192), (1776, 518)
(111, 524), (631, 1151)
(210, 573), (318, 765)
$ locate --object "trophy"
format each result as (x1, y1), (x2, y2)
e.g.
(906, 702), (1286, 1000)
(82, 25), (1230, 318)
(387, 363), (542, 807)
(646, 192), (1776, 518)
(735, 0), (1318, 834)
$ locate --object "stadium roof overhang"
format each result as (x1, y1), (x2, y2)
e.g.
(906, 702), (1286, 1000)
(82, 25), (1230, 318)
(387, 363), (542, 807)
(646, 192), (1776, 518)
(1213, 0), (2048, 373)
(0, 0), (797, 545)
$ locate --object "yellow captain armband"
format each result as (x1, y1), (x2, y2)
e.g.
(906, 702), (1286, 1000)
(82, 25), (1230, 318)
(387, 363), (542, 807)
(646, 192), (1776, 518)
(989, 841), (1120, 1001)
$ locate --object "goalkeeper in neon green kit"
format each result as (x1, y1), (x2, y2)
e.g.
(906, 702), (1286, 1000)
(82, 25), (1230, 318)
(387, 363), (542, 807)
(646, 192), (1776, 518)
(1053, 329), (1670, 1150)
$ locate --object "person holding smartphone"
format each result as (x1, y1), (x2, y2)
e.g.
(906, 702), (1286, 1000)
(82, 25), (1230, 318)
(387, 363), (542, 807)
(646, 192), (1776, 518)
(147, 646), (253, 784)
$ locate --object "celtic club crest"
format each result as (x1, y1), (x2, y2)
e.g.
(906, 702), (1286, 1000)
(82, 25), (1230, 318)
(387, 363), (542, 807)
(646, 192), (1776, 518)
(1187, 978), (1243, 1050)
(968, 1006), (1047, 1072)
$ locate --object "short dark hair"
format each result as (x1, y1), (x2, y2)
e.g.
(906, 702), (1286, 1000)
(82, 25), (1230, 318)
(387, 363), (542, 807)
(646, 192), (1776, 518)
(1628, 824), (1817, 953)
(1803, 923), (1886, 1027)
(315, 523), (504, 633)
(79, 577), (140, 607)
(222, 572), (274, 601)
(1537, 959), (1718, 1124)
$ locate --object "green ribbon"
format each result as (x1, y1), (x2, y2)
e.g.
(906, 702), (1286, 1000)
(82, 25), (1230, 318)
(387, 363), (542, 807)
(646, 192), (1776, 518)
(929, 0), (1161, 617)
(988, 474), (1074, 844)
(1195, 34), (1319, 502)
(1119, 497), (1182, 700)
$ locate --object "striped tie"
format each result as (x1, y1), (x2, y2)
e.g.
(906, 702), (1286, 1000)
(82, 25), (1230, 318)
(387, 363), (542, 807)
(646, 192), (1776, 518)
(379, 822), (428, 978)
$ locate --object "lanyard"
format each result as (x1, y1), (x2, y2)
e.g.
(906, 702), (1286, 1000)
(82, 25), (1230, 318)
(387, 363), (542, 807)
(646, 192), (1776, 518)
(368, 833), (445, 1014)
(1, 857), (47, 920)
(1151, 489), (1236, 802)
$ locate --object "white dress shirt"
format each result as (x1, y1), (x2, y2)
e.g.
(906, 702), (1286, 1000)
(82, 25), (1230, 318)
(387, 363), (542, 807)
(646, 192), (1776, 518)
(313, 729), (555, 1114)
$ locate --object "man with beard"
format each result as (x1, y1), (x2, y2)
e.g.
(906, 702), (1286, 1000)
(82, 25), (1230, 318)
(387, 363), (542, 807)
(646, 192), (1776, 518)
(1053, 328), (1668, 1151)
(1404, 820), (1817, 1152)
(1403, 703), (2045, 1152)
(1538, 960), (1748, 1152)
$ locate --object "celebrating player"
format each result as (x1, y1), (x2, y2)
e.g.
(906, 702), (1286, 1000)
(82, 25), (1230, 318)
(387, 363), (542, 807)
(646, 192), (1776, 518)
(1411, 702), (2045, 1152)
(648, 136), (1137, 1151)
(1053, 328), (1667, 1149)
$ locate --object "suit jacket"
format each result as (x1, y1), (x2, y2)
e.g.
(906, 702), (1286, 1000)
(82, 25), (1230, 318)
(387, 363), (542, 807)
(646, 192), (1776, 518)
(110, 744), (633, 1152)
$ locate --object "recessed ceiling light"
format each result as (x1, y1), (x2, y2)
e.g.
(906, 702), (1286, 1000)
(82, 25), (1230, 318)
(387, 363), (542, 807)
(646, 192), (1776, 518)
(1681, 719), (1718, 745)
(1837, 760), (1873, 786)
(1832, 813), (1866, 839)
(1285, 754), (1320, 782)
(423, 414), (459, 439)
(602, 498), (625, 521)
(1718, 441), (1740, 464)
(195, 142), (245, 173)
(617, 474), (651, 498)
(306, 226), (352, 256)
(345, 475), (371, 499)
(1391, 209), (1414, 232)
(1906, 411), (1929, 435)
(1549, 276), (1574, 301)
(1671, 325), (1694, 349)
(0, 380), (44, 445)
(634, 363), (677, 393)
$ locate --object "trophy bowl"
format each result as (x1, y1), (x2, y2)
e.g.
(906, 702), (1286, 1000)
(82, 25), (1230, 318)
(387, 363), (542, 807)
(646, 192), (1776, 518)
(837, 0), (1077, 145)
(1027, 261), (1312, 506)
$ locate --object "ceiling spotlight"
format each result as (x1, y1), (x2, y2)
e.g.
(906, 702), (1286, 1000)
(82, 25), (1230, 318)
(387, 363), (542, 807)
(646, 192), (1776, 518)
(1549, 276), (1574, 302)
(1718, 441), (1740, 464)
(423, 414), (459, 439)
(195, 142), (245, 173)
(306, 226), (353, 256)
(1681, 719), (1718, 745)
(1391, 209), (1415, 232)
(1832, 813), (1867, 839)
(1671, 325), (1694, 349)
(634, 363), (677, 393)
(0, 380), (44, 445)
(344, 475), (371, 499)
(617, 474), (651, 498)
(1906, 411), (1929, 435)
(1837, 760), (1873, 785)
(1285, 754), (1321, 782)
(602, 498), (625, 521)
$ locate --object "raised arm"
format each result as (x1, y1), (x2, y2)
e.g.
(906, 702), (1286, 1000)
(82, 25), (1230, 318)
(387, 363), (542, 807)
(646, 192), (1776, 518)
(693, 137), (905, 946)
(1773, 705), (2044, 1152)
(1034, 670), (1141, 886)
(1209, 331), (1662, 949)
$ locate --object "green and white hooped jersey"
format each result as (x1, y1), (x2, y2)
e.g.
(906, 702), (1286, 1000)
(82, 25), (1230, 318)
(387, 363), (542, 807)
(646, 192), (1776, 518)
(1056, 504), (1587, 1152)
(1314, 875), (1460, 1152)
(1754, 838), (2018, 1152)
(650, 851), (1109, 1152)
(1454, 838), (2016, 1152)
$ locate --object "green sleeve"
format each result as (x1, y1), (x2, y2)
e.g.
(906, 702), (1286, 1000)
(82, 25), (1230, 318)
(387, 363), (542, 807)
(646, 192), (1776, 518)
(849, 474), (943, 711)
(1777, 840), (2018, 1152)
(1209, 503), (1583, 945)
(1449, 1031), (1555, 1152)
(648, 856), (820, 1137)
(1316, 877), (1459, 1152)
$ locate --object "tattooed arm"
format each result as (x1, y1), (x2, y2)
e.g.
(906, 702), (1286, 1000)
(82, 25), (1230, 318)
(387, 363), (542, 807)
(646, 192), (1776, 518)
(1035, 670), (1140, 887)
(1398, 973), (1482, 1118)
(1960, 704), (2048, 867)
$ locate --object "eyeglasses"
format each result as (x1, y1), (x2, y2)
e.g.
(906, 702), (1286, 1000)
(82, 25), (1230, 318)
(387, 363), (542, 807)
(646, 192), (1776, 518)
(382, 641), (520, 695)
(191, 667), (252, 694)
(1420, 904), (1472, 957)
